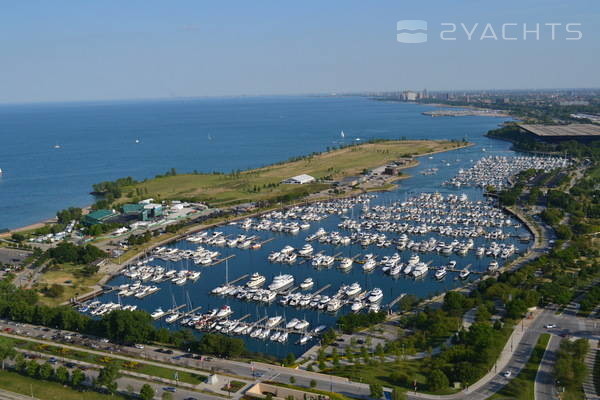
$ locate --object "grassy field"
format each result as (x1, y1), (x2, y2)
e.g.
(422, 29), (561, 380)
(325, 359), (430, 392)
(119, 140), (465, 207)
(35, 263), (103, 306)
(490, 333), (551, 400)
(0, 369), (128, 400)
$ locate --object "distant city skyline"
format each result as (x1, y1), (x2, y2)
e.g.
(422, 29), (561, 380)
(1, 0), (598, 104)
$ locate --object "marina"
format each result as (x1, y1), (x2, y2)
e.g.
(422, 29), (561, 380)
(83, 139), (556, 357)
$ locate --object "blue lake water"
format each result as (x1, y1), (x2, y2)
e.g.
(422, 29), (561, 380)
(1, 96), (506, 230)
(1, 95), (525, 357)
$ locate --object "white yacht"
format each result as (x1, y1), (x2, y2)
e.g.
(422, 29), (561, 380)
(300, 277), (314, 290)
(150, 308), (165, 319)
(298, 244), (314, 256)
(368, 288), (383, 303)
(268, 274), (294, 291)
(363, 258), (377, 272)
(286, 318), (300, 329)
(295, 319), (310, 330)
(345, 282), (361, 297)
(339, 258), (353, 271)
(488, 260), (499, 272)
(412, 263), (429, 278)
(434, 266), (447, 280)
(216, 305), (233, 318)
(459, 268), (471, 280)
(246, 273), (266, 288)
(351, 300), (364, 312)
(266, 316), (283, 327)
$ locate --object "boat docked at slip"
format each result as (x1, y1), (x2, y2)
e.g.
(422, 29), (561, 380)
(216, 305), (233, 318)
(368, 288), (383, 303)
(246, 273), (266, 288)
(150, 308), (166, 319)
(345, 282), (361, 297)
(268, 274), (294, 291)
(459, 268), (471, 280)
(434, 266), (447, 280)
(488, 260), (499, 272)
(300, 277), (314, 290)
(339, 258), (353, 271)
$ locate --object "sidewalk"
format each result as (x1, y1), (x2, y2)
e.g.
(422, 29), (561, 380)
(583, 339), (599, 400)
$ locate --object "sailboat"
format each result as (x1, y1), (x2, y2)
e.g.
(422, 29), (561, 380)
(340, 130), (345, 139)
(208, 133), (213, 141)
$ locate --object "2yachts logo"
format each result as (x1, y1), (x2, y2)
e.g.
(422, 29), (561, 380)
(397, 21), (583, 43)
(396, 20), (428, 43)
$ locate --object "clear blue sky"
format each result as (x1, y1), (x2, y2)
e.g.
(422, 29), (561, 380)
(1, 0), (598, 103)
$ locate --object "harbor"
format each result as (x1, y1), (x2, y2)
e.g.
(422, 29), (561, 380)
(80, 138), (568, 357)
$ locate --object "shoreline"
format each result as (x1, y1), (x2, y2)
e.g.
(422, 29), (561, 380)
(4, 140), (466, 238)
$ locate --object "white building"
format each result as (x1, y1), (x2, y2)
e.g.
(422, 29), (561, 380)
(282, 174), (316, 184)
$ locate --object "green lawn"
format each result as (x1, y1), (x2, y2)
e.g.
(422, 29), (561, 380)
(119, 140), (464, 207)
(490, 333), (551, 400)
(325, 359), (429, 392)
(0, 369), (128, 400)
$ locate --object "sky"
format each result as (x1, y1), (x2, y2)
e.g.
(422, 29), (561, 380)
(1, 0), (598, 103)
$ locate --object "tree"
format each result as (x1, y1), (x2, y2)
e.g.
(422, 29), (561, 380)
(370, 383), (383, 399)
(140, 383), (155, 400)
(38, 362), (55, 380)
(11, 233), (25, 243)
(392, 388), (406, 400)
(0, 341), (17, 370)
(284, 353), (296, 366)
(71, 369), (86, 387)
(55, 366), (70, 384)
(162, 392), (174, 400)
(310, 379), (317, 388)
(26, 360), (39, 378)
(96, 362), (120, 394)
(289, 376), (296, 384)
(427, 369), (449, 392)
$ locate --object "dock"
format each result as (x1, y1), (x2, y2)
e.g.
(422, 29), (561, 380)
(238, 314), (251, 322)
(209, 254), (236, 266)
(387, 293), (407, 309)
(313, 284), (331, 296)
(228, 274), (249, 285)
(182, 306), (203, 317)
(257, 237), (275, 246)
(167, 304), (187, 314)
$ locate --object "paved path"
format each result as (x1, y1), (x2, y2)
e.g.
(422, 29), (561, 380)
(0, 388), (39, 400)
(535, 334), (558, 400)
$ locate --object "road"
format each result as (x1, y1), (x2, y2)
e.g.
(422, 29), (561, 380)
(1, 302), (598, 400)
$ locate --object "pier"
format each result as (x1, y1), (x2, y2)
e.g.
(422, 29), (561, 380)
(387, 293), (407, 310)
(312, 284), (331, 296)
(209, 254), (236, 266)
(228, 274), (249, 285)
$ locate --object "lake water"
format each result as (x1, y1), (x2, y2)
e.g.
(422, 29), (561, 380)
(1, 96), (504, 230)
(2, 95), (526, 357)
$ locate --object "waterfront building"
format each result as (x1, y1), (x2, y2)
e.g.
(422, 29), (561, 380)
(282, 174), (315, 184)
(83, 209), (119, 225)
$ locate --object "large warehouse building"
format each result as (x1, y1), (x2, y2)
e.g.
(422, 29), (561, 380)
(519, 124), (600, 143)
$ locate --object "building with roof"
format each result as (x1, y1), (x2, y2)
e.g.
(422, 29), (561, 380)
(519, 124), (600, 143)
(246, 383), (329, 400)
(282, 174), (316, 184)
(83, 209), (119, 226)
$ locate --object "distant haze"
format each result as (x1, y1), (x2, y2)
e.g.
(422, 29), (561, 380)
(1, 0), (598, 104)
